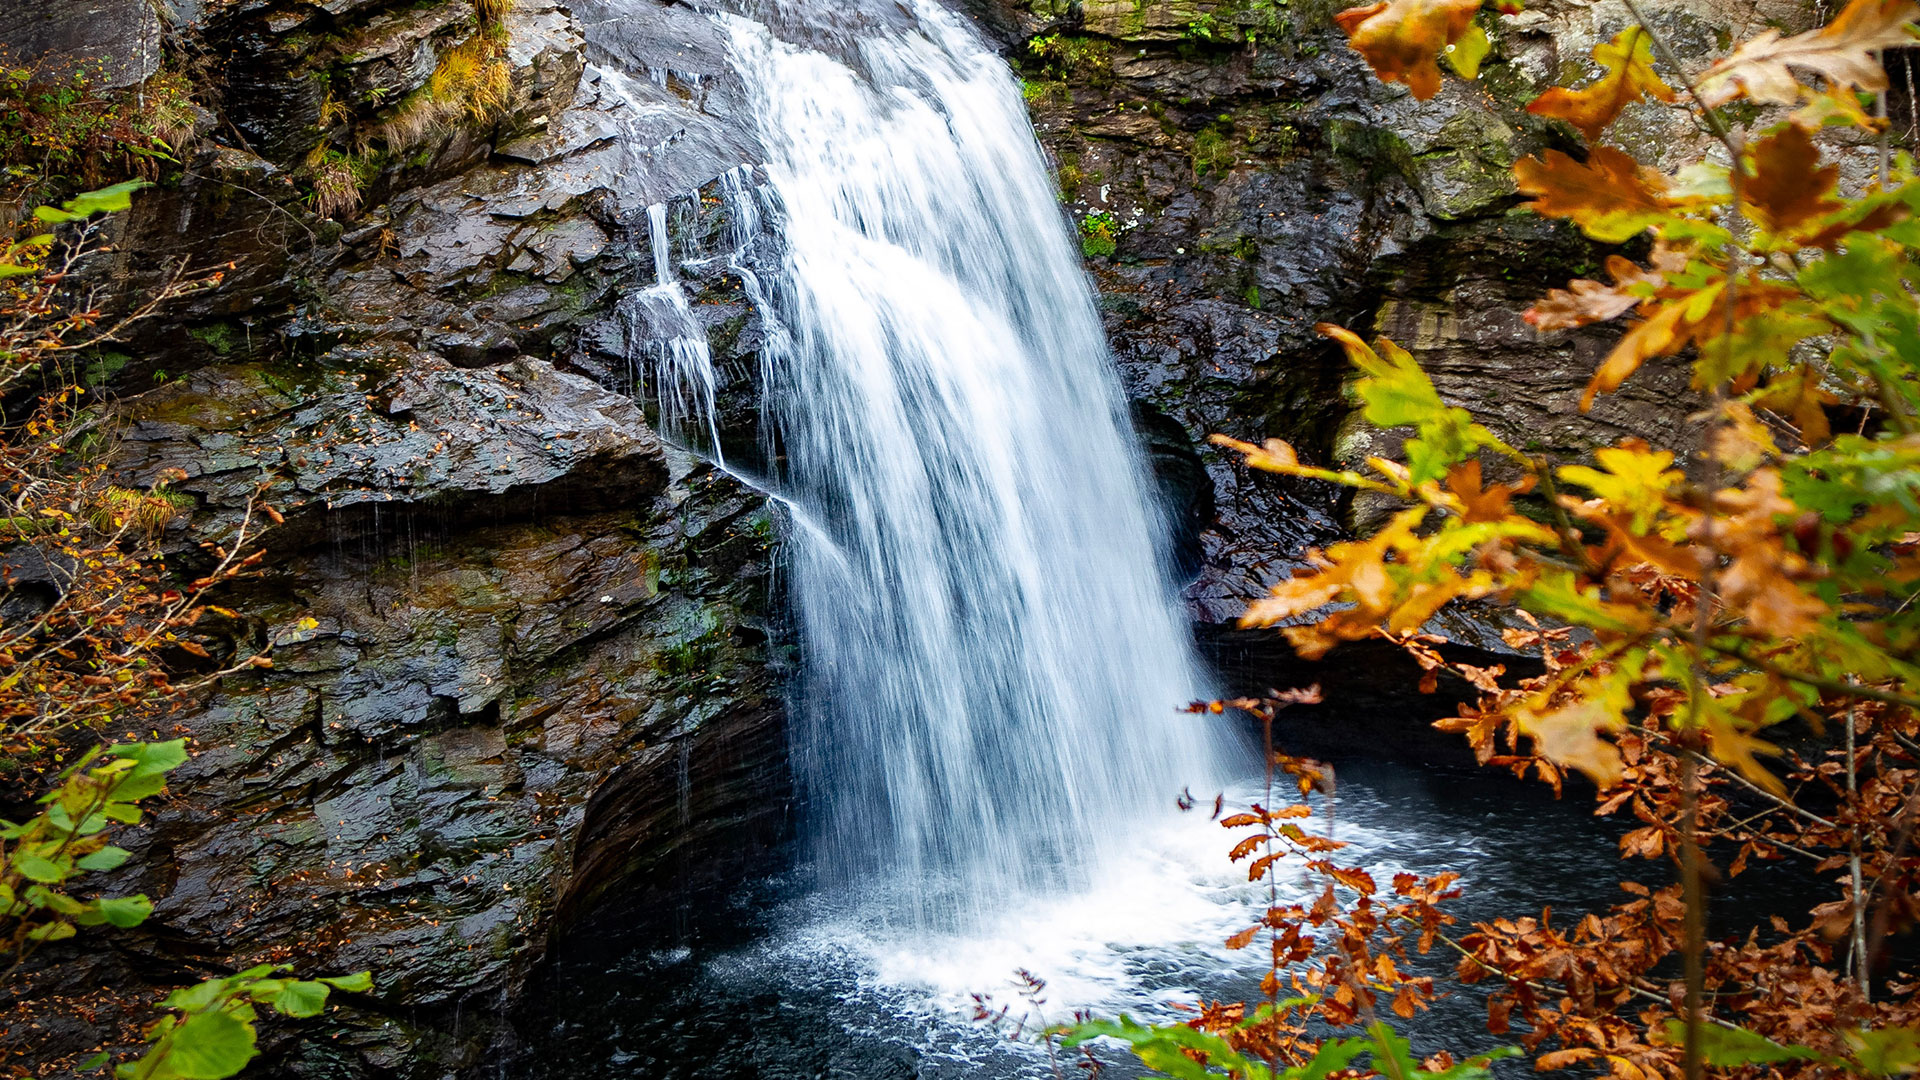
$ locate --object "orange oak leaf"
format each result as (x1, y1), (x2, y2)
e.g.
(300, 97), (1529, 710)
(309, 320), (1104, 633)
(1514, 147), (1671, 243)
(1333, 0), (1486, 101)
(1537, 1048), (1600, 1070)
(1445, 460), (1535, 523)
(1527, 27), (1676, 141)
(1526, 247), (1686, 332)
(1696, 0), (1919, 108)
(1580, 300), (1690, 411)
(1752, 363), (1839, 446)
(1744, 122), (1842, 235)
(1797, 198), (1910, 249)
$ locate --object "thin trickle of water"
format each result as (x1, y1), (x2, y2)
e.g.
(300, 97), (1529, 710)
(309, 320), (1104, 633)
(646, 202), (675, 286)
(621, 202), (727, 462)
(713, 0), (1243, 930)
(677, 738), (693, 830)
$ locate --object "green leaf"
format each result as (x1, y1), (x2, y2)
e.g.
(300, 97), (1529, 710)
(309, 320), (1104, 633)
(165, 978), (229, 1012)
(1845, 1026), (1920, 1076)
(317, 971), (374, 993)
(242, 979), (288, 1002)
(103, 803), (143, 824)
(96, 895), (154, 928)
(1322, 326), (1509, 484)
(1665, 1020), (1824, 1067)
(109, 771), (169, 802)
(40, 889), (86, 916)
(270, 981), (330, 1018)
(15, 854), (65, 884)
(1064, 1015), (1267, 1080)
(27, 920), (76, 941)
(77, 846), (132, 872)
(109, 739), (189, 778)
(1293, 1037), (1369, 1080)
(77, 1051), (110, 1072)
(62, 180), (151, 218)
(164, 1010), (258, 1079)
(1517, 570), (1651, 635)
(1365, 1023), (1419, 1076)
(33, 206), (78, 224)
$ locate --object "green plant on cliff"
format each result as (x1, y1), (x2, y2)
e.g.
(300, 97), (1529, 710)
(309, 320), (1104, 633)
(1026, 33), (1115, 88)
(0, 58), (197, 214)
(1078, 209), (1118, 256)
(1191, 119), (1237, 178)
(1081, 1), (1920, 1078)
(1185, 0), (1295, 52)
(1021, 77), (1068, 108)
(2, 182), (365, 1080)
(303, 146), (366, 220)
(474, 0), (515, 28)
(2, 741), (183, 974)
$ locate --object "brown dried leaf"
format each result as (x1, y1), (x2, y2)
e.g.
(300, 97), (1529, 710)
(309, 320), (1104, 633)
(1697, 0), (1919, 107)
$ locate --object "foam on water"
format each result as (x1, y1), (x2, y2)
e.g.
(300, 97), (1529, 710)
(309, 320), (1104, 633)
(755, 779), (1425, 1026)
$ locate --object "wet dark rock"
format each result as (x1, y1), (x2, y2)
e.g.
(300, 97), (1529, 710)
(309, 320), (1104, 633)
(989, 0), (1802, 651)
(116, 347), (671, 550)
(0, 0), (786, 1075)
(0, 0), (164, 87)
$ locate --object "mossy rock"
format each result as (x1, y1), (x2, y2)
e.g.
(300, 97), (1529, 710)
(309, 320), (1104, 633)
(1080, 0), (1212, 41)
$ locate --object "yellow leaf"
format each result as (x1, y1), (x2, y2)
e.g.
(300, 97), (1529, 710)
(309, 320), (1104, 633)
(1702, 700), (1786, 796)
(1527, 27), (1676, 141)
(1557, 441), (1683, 531)
(1445, 22), (1491, 80)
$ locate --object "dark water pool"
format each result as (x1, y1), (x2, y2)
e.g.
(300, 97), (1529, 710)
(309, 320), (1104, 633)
(513, 753), (1832, 1079)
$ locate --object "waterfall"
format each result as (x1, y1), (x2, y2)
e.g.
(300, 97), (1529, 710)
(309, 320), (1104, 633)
(693, 0), (1240, 929)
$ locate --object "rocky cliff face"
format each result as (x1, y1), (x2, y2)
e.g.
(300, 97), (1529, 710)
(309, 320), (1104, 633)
(968, 0), (1816, 656)
(3, 1), (784, 1076)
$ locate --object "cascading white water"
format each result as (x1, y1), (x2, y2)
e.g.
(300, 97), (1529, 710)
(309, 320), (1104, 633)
(713, 0), (1242, 928)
